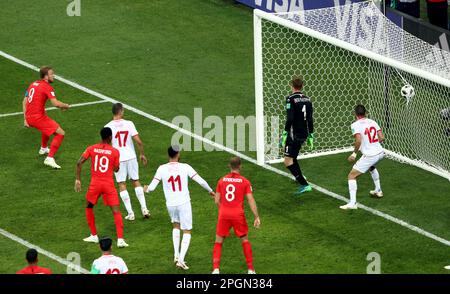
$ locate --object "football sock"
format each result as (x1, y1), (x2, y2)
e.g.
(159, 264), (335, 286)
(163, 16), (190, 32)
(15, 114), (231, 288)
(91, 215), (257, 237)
(242, 240), (254, 270)
(369, 168), (381, 192)
(179, 233), (191, 263)
(119, 190), (134, 215)
(85, 208), (97, 236)
(348, 179), (357, 205)
(41, 133), (49, 149)
(113, 211), (124, 239)
(172, 228), (181, 259)
(134, 186), (148, 210)
(213, 242), (223, 270)
(287, 160), (308, 186)
(48, 134), (64, 158)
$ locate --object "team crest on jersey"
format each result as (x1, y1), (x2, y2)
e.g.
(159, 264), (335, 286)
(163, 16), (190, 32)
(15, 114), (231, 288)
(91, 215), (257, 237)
(286, 103), (291, 110)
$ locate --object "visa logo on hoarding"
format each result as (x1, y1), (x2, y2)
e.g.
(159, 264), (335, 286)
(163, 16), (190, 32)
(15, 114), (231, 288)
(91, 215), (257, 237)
(239, 0), (363, 13)
(251, 0), (304, 12)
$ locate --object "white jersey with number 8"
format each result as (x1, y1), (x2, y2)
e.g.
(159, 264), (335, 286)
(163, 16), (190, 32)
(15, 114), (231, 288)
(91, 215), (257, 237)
(351, 118), (383, 156)
(105, 119), (139, 162)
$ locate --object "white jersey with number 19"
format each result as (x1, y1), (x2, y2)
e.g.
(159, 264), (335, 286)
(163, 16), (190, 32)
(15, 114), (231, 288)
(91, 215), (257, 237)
(105, 119), (139, 162)
(351, 118), (383, 156)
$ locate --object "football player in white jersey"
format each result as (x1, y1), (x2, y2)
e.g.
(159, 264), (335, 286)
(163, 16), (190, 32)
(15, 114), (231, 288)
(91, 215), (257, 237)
(105, 103), (150, 220)
(91, 237), (128, 274)
(144, 146), (215, 270)
(340, 105), (385, 210)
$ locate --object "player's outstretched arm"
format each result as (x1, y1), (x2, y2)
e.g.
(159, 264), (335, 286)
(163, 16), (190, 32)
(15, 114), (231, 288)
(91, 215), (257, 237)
(214, 192), (221, 207)
(22, 97), (29, 127)
(145, 167), (162, 193)
(132, 135), (148, 166)
(191, 174), (214, 196)
(246, 193), (260, 229)
(144, 177), (160, 193)
(348, 134), (362, 162)
(75, 156), (88, 192)
(50, 98), (70, 110)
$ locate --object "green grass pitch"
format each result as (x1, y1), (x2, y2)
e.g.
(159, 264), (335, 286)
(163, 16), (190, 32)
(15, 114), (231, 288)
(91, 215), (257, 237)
(0, 0), (449, 274)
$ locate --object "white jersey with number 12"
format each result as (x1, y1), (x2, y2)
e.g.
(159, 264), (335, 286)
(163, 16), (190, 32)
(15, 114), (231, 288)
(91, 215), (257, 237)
(351, 118), (383, 156)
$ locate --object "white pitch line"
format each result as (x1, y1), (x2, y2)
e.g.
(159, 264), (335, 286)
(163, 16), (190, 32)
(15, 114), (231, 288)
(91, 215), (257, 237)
(2, 50), (450, 248)
(0, 228), (90, 274)
(0, 100), (108, 118)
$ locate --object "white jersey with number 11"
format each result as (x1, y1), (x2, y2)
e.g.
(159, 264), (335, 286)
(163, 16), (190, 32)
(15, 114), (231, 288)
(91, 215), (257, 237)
(148, 162), (213, 207)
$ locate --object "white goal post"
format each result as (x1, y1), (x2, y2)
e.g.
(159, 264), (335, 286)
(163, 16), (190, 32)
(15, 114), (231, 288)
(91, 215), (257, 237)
(254, 1), (450, 181)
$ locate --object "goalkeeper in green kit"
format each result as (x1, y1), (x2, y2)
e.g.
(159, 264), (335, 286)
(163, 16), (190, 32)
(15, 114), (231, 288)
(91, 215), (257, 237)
(279, 75), (314, 195)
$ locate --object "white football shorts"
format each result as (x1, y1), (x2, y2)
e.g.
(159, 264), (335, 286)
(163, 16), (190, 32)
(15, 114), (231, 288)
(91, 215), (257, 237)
(167, 201), (192, 231)
(353, 152), (385, 173)
(114, 158), (139, 183)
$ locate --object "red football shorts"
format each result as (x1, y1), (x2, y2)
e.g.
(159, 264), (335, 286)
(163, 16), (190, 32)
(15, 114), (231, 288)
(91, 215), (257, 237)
(86, 181), (119, 206)
(216, 216), (249, 238)
(27, 116), (59, 137)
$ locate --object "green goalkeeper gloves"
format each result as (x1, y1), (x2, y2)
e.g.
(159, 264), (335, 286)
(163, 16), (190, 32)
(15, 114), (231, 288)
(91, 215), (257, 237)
(306, 133), (314, 150)
(279, 131), (288, 148)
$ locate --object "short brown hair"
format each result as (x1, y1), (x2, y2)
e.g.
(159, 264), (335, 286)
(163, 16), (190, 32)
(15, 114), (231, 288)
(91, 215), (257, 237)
(229, 157), (241, 170)
(112, 103), (123, 115)
(40, 66), (53, 79)
(289, 75), (304, 90)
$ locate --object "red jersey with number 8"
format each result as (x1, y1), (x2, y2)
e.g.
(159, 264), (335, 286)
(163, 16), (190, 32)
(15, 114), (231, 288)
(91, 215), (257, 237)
(216, 172), (252, 219)
(82, 143), (120, 183)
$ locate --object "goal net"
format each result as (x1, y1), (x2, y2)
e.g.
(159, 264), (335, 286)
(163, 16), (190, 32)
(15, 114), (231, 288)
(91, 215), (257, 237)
(254, 1), (450, 180)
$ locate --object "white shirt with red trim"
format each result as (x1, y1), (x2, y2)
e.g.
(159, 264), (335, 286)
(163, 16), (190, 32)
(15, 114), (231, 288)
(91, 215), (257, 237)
(105, 119), (139, 162)
(147, 162), (212, 207)
(351, 118), (383, 156)
(91, 254), (128, 274)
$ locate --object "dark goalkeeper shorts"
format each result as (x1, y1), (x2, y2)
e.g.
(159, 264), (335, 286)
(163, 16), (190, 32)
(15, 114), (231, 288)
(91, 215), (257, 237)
(284, 136), (305, 159)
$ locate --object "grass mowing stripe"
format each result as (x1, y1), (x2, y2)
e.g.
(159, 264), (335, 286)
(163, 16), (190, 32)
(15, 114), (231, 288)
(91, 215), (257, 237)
(0, 100), (109, 118)
(0, 228), (90, 274)
(2, 49), (449, 250)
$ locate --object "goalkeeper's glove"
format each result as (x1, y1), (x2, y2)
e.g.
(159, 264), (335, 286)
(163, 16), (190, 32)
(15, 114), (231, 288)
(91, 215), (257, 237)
(306, 133), (314, 150)
(279, 131), (288, 148)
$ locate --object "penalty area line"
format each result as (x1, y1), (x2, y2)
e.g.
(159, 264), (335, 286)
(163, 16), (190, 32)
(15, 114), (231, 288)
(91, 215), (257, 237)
(1, 49), (450, 248)
(0, 228), (90, 274)
(0, 100), (109, 118)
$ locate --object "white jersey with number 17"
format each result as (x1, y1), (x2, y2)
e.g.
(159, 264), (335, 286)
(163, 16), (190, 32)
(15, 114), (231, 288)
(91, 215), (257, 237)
(351, 118), (383, 156)
(105, 119), (138, 162)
